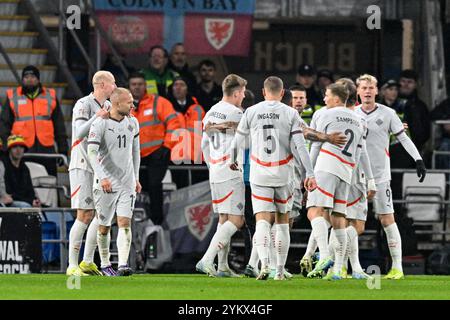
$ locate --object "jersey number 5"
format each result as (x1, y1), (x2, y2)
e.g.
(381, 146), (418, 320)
(263, 124), (277, 154)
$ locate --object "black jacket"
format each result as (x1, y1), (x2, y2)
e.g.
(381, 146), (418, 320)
(3, 156), (36, 205)
(168, 61), (198, 95)
(430, 98), (450, 138)
(397, 92), (431, 152)
(195, 82), (222, 113)
(0, 85), (69, 155)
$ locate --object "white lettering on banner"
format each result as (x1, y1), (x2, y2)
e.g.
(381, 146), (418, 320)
(0, 241), (23, 262)
(0, 264), (30, 274)
(254, 41), (355, 72)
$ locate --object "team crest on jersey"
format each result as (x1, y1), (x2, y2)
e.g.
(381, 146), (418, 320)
(85, 197), (93, 205)
(376, 119), (384, 126)
(128, 125), (134, 132)
(184, 201), (213, 241)
(205, 18), (234, 50)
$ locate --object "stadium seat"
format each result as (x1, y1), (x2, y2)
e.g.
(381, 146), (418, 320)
(162, 169), (177, 191)
(25, 161), (58, 207)
(402, 172), (446, 222)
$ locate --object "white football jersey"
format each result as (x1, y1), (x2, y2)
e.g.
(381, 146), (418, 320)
(314, 106), (365, 184)
(203, 101), (243, 183)
(69, 93), (111, 172)
(236, 100), (304, 187)
(355, 103), (404, 183)
(309, 107), (328, 131)
(88, 116), (140, 191)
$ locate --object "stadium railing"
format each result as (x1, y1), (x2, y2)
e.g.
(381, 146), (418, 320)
(0, 207), (145, 274)
(431, 120), (450, 169)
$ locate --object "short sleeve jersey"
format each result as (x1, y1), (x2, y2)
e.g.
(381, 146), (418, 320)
(69, 93), (111, 172)
(314, 107), (365, 184)
(355, 103), (404, 183)
(203, 101), (243, 183)
(88, 116), (140, 191)
(236, 100), (304, 187)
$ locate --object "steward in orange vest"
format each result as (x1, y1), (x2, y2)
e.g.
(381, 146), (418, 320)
(168, 77), (205, 164)
(129, 72), (181, 224)
(131, 93), (181, 158)
(0, 66), (68, 176)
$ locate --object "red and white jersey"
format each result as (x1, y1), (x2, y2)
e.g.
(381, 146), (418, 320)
(237, 100), (303, 187)
(203, 101), (243, 183)
(314, 106), (365, 184)
(355, 103), (405, 183)
(69, 94), (111, 172)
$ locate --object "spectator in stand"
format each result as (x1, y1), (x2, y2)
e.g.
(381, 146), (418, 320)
(168, 43), (197, 95)
(316, 69), (334, 104)
(295, 64), (321, 108)
(379, 79), (402, 111)
(195, 59), (223, 113)
(168, 76), (206, 188)
(101, 53), (135, 88)
(0, 65), (68, 177)
(430, 97), (450, 169)
(3, 135), (41, 208)
(397, 69), (431, 153)
(129, 72), (181, 224)
(141, 45), (179, 98)
(0, 139), (13, 207)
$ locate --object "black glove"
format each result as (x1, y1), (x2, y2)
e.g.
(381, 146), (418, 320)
(416, 160), (426, 183)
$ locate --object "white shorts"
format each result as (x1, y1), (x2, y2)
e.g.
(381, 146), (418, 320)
(93, 188), (136, 227)
(210, 178), (245, 215)
(70, 169), (94, 210)
(372, 181), (394, 214)
(346, 184), (368, 221)
(306, 171), (350, 215)
(289, 188), (303, 219)
(251, 182), (294, 214)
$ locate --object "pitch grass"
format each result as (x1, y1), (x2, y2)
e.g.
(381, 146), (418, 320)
(0, 274), (449, 300)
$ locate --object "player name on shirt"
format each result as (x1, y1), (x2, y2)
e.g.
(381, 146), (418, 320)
(210, 111), (227, 120)
(257, 113), (280, 120)
(336, 116), (361, 127)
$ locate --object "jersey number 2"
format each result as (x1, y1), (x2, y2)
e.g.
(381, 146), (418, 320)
(342, 129), (354, 157)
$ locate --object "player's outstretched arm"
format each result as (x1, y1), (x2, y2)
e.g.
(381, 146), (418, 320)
(132, 122), (141, 193)
(303, 127), (347, 147)
(229, 132), (246, 171)
(205, 122), (239, 134)
(74, 107), (109, 140)
(201, 132), (211, 167)
(396, 131), (427, 182)
(291, 130), (314, 179)
(359, 138), (377, 199)
(87, 122), (110, 192)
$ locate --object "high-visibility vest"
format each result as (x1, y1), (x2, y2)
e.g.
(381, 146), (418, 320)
(301, 104), (323, 125)
(6, 86), (56, 148)
(170, 103), (205, 164)
(131, 94), (180, 158)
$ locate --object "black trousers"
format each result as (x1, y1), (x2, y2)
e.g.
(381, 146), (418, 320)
(242, 184), (255, 264)
(140, 149), (170, 225)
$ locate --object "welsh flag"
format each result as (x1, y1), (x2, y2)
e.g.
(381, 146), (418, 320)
(94, 0), (255, 56)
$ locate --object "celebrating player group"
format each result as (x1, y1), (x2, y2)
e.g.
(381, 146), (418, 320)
(197, 73), (426, 281)
(66, 70), (426, 280)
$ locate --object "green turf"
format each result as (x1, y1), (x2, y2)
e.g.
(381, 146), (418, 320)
(0, 274), (449, 300)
